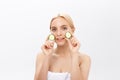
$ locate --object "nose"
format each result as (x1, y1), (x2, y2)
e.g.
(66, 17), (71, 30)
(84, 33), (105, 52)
(56, 30), (62, 36)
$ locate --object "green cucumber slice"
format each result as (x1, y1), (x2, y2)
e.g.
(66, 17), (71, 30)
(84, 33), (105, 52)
(65, 32), (72, 39)
(48, 34), (55, 41)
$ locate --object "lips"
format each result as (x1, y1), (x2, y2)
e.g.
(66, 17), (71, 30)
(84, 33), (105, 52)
(56, 37), (65, 41)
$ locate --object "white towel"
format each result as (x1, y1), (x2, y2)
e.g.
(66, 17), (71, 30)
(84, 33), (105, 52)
(47, 71), (70, 80)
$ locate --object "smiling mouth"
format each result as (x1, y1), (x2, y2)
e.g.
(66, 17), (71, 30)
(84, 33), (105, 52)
(56, 38), (65, 41)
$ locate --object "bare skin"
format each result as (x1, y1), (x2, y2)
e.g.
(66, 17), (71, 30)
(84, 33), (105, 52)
(34, 17), (91, 80)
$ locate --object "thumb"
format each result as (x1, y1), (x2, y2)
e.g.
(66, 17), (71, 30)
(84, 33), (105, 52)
(65, 38), (72, 47)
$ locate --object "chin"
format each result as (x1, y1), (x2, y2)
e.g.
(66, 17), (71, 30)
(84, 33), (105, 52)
(56, 39), (67, 47)
(56, 42), (65, 47)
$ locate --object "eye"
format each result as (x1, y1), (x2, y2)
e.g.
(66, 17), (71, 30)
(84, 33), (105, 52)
(63, 26), (67, 30)
(51, 28), (57, 32)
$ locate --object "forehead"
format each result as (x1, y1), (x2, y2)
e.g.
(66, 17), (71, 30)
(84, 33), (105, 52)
(51, 17), (70, 27)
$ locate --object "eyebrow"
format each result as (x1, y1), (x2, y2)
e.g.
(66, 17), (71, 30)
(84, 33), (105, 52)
(61, 25), (67, 27)
(50, 24), (68, 30)
(51, 26), (56, 29)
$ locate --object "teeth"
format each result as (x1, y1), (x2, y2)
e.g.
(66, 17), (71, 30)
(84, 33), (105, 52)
(57, 38), (64, 40)
(58, 39), (62, 40)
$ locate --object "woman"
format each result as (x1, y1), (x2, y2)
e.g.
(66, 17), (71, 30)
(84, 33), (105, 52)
(34, 14), (91, 80)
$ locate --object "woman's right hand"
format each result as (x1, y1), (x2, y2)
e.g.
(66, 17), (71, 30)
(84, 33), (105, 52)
(41, 40), (54, 56)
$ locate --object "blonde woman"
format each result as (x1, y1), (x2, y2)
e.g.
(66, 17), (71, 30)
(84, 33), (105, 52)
(34, 14), (91, 80)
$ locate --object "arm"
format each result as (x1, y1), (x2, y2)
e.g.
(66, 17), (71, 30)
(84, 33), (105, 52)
(70, 53), (83, 80)
(71, 53), (91, 80)
(80, 54), (91, 80)
(34, 53), (51, 80)
(34, 39), (54, 80)
(66, 36), (91, 80)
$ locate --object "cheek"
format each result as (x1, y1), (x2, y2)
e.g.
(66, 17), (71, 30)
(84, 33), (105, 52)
(62, 31), (67, 35)
(66, 27), (73, 32)
(52, 31), (66, 36)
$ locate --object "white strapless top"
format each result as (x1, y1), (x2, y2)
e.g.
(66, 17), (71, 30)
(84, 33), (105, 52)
(47, 71), (71, 80)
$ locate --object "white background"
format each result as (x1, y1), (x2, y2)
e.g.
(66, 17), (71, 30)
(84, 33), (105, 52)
(0, 0), (120, 80)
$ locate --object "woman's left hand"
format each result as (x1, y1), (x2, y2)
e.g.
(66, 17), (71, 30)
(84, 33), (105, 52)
(66, 36), (80, 53)
(66, 36), (81, 65)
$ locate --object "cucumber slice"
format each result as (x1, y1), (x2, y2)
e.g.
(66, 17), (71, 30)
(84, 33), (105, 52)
(48, 34), (55, 41)
(65, 32), (72, 39)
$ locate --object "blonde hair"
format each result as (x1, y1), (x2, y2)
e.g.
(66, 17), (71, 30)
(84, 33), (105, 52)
(50, 13), (75, 32)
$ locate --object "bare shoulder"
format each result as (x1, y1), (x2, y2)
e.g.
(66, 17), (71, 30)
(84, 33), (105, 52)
(36, 52), (44, 58)
(78, 51), (91, 64)
(35, 52), (45, 65)
(36, 52), (45, 60)
(77, 52), (91, 79)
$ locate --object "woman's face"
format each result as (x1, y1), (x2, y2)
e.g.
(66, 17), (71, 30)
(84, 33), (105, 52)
(50, 17), (73, 46)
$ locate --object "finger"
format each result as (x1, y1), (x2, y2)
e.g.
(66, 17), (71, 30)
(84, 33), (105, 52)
(73, 42), (77, 47)
(65, 38), (72, 45)
(50, 41), (54, 48)
(44, 44), (50, 49)
(70, 37), (77, 47)
(45, 41), (51, 49)
(75, 41), (80, 48)
(41, 45), (47, 54)
(45, 40), (54, 48)
(65, 38), (73, 49)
